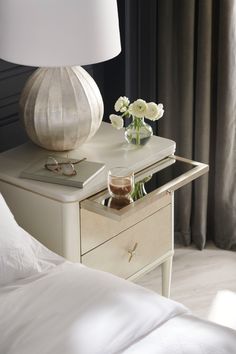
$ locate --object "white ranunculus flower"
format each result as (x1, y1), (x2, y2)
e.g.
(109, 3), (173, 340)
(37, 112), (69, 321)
(129, 99), (148, 118)
(120, 106), (128, 113)
(114, 96), (130, 112)
(109, 114), (124, 130)
(145, 102), (164, 121)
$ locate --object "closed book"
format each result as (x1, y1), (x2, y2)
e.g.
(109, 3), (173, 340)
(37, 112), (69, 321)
(20, 156), (105, 188)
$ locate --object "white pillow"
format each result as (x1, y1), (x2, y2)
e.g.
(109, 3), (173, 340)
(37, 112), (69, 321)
(0, 194), (57, 286)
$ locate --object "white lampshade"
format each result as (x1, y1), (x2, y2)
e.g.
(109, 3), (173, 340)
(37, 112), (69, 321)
(0, 0), (121, 67)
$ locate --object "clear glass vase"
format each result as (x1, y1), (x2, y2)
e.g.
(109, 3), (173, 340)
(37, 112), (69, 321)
(125, 116), (153, 146)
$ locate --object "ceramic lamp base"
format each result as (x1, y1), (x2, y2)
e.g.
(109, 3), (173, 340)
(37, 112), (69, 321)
(20, 66), (104, 151)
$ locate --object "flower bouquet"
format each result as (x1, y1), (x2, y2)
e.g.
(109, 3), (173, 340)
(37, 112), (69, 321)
(109, 96), (164, 145)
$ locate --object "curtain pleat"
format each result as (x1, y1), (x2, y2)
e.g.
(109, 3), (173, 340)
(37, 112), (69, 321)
(157, 0), (195, 246)
(192, 0), (213, 249)
(214, 0), (236, 250)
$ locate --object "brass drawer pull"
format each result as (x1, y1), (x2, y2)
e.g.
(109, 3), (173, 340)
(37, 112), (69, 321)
(128, 242), (138, 262)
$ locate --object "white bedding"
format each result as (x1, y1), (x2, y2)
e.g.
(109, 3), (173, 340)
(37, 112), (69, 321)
(1, 260), (236, 354)
(124, 314), (236, 354)
(0, 194), (236, 354)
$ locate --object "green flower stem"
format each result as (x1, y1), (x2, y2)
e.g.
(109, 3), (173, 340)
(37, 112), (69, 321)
(132, 181), (145, 201)
(131, 175), (152, 201)
(133, 116), (141, 145)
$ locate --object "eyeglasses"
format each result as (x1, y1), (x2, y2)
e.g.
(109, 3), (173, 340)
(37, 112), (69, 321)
(45, 156), (86, 176)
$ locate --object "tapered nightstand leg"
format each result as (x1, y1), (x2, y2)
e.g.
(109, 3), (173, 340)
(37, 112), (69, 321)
(162, 256), (173, 298)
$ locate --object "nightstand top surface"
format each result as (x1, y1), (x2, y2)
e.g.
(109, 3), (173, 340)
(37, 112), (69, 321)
(0, 122), (175, 202)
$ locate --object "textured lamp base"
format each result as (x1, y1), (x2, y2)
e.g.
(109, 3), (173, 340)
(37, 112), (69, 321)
(20, 66), (104, 151)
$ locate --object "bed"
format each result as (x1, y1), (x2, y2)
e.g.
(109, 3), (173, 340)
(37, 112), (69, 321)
(0, 194), (236, 354)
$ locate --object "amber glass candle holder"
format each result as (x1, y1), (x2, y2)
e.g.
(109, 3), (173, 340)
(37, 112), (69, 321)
(108, 167), (134, 200)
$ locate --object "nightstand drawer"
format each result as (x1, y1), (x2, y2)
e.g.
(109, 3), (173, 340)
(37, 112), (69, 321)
(80, 194), (171, 254)
(82, 203), (172, 279)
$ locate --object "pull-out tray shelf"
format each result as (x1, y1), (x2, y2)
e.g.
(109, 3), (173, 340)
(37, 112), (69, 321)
(81, 155), (209, 221)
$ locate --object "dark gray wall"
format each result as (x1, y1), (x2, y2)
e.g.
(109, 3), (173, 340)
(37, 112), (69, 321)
(0, 60), (35, 152)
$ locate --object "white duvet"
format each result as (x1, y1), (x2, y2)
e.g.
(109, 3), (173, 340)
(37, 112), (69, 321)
(1, 260), (236, 354)
(1, 194), (235, 353)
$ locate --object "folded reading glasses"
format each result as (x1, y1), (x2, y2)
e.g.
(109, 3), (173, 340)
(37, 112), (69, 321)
(45, 156), (86, 177)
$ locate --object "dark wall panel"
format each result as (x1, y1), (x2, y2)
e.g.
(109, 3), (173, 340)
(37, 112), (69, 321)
(0, 121), (28, 152)
(0, 59), (35, 152)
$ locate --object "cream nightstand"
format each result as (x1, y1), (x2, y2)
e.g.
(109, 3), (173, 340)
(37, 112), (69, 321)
(0, 122), (208, 297)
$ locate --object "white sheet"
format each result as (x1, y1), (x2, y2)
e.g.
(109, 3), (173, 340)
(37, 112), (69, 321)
(124, 314), (236, 354)
(0, 261), (187, 354)
(1, 261), (236, 354)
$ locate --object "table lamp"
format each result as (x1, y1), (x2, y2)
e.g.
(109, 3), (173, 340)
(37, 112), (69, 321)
(0, 0), (121, 151)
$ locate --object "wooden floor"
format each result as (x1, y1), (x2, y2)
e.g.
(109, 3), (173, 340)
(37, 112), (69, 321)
(136, 242), (236, 319)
